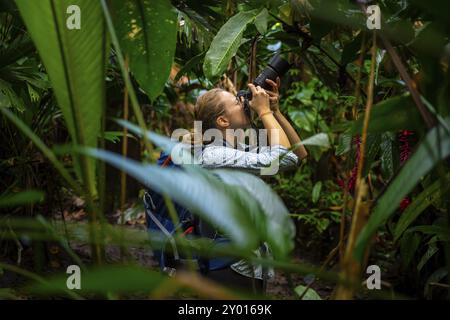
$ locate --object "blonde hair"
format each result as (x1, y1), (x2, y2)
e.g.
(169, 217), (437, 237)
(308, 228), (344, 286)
(181, 88), (227, 146)
(194, 88), (227, 133)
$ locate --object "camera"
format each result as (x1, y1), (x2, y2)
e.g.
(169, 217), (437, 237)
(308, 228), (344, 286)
(237, 53), (292, 117)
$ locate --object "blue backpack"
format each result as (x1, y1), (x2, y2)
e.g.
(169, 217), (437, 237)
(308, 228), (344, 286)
(143, 151), (236, 276)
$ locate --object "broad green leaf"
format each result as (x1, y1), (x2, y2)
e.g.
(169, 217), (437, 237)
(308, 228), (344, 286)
(15, 0), (107, 196)
(294, 285), (322, 300)
(83, 148), (260, 253)
(295, 133), (330, 148)
(354, 118), (450, 262)
(213, 170), (295, 259)
(254, 8), (268, 34)
(394, 173), (450, 241)
(111, 0), (177, 100)
(350, 95), (424, 134)
(312, 181), (322, 204)
(203, 10), (259, 78)
(0, 190), (44, 208)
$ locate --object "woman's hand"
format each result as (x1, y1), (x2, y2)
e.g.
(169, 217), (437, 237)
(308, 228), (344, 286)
(248, 83), (270, 116)
(265, 77), (281, 112)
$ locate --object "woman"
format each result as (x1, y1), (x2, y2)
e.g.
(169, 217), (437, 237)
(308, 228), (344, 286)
(191, 78), (308, 294)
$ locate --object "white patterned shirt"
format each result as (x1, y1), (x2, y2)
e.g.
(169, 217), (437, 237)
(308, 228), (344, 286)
(197, 140), (299, 280)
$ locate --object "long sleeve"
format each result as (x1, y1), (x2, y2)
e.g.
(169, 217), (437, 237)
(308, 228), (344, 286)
(200, 144), (299, 175)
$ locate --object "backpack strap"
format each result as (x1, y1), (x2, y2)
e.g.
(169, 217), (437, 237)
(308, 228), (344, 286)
(143, 192), (180, 261)
(161, 155), (172, 167)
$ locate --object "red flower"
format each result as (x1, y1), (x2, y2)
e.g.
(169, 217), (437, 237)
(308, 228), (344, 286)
(399, 197), (411, 212)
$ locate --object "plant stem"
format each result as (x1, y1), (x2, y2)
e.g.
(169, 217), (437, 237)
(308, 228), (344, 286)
(100, 0), (153, 157)
(335, 30), (377, 299)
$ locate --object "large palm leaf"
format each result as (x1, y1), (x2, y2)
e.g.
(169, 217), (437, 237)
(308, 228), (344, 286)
(15, 0), (107, 196)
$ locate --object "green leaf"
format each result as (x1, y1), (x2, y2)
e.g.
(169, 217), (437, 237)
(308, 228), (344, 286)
(0, 79), (25, 111)
(350, 95), (424, 134)
(203, 10), (259, 78)
(354, 118), (450, 262)
(111, 0), (177, 100)
(335, 133), (352, 156)
(362, 133), (381, 177)
(15, 0), (107, 196)
(29, 265), (169, 296)
(400, 231), (421, 268)
(102, 131), (136, 144)
(380, 132), (395, 177)
(83, 148), (260, 254)
(213, 170), (295, 259)
(310, 16), (333, 44)
(294, 285), (322, 300)
(424, 267), (448, 299)
(417, 244), (438, 272)
(296, 133), (330, 148)
(254, 8), (268, 34)
(341, 33), (362, 65)
(312, 181), (322, 204)
(0, 190), (44, 208)
(309, 0), (337, 45)
(407, 225), (450, 238)
(174, 51), (206, 82)
(0, 107), (82, 194)
(394, 173), (450, 241)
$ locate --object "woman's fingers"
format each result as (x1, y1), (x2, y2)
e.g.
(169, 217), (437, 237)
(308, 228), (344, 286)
(265, 79), (279, 93)
(256, 86), (268, 96)
(248, 83), (258, 96)
(265, 78), (277, 88)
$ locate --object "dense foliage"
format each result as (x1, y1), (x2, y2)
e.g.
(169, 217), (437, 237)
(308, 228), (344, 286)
(0, 0), (449, 299)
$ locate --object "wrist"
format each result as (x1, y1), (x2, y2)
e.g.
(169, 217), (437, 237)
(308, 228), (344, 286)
(258, 110), (274, 119)
(256, 106), (271, 116)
